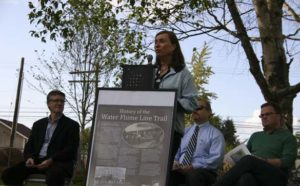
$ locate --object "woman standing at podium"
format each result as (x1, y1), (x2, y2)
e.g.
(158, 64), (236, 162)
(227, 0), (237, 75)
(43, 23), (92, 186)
(154, 30), (198, 165)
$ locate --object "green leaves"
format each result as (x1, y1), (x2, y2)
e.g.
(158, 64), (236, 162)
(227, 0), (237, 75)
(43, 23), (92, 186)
(184, 44), (217, 125)
(28, 0), (146, 60)
(28, 0), (73, 44)
(129, 0), (135, 6)
(28, 1), (34, 9)
(190, 43), (216, 100)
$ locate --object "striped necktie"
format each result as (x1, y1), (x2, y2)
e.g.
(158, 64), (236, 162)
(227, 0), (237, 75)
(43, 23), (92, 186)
(181, 125), (199, 166)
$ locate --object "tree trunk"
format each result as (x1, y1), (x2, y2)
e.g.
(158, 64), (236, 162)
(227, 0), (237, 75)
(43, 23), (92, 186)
(279, 96), (295, 132)
(226, 0), (299, 132)
(253, 0), (296, 132)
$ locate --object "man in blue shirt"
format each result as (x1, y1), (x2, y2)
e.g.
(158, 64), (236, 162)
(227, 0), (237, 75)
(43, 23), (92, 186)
(169, 99), (225, 186)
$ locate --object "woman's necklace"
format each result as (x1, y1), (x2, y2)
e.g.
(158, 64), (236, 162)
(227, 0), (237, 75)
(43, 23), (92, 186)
(160, 67), (169, 77)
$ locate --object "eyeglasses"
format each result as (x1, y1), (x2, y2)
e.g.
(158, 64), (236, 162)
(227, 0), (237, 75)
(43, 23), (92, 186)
(49, 99), (65, 104)
(195, 105), (206, 111)
(259, 112), (277, 118)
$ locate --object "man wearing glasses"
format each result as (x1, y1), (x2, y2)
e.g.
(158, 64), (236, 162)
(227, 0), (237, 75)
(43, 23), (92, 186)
(2, 90), (80, 186)
(169, 99), (225, 186)
(214, 102), (297, 186)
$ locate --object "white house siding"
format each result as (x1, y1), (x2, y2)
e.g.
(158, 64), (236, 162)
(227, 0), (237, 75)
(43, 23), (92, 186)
(0, 124), (27, 149)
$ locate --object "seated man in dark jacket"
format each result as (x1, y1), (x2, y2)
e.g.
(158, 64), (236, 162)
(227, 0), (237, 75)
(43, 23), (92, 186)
(1, 90), (80, 186)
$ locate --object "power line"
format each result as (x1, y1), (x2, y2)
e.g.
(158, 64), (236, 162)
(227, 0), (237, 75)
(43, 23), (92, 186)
(1, 108), (300, 117)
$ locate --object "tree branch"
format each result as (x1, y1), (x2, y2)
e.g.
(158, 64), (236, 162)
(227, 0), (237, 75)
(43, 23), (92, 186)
(276, 82), (300, 98)
(226, 0), (272, 100)
(284, 28), (300, 38)
(206, 33), (240, 44)
(284, 37), (300, 41)
(283, 2), (300, 23)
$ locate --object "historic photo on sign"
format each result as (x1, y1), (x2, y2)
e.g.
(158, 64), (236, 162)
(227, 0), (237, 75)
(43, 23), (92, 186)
(123, 122), (164, 148)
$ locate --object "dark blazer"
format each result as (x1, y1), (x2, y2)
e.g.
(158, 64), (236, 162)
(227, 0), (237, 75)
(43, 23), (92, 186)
(24, 114), (80, 164)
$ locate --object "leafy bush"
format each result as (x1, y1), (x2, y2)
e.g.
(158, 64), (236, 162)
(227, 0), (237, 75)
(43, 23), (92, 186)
(72, 168), (86, 186)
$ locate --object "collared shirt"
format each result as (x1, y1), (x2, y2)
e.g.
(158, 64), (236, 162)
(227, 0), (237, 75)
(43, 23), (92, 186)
(39, 115), (61, 158)
(175, 122), (225, 170)
(154, 67), (170, 89)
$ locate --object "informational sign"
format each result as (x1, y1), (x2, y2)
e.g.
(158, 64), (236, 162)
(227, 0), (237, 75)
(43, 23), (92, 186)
(86, 89), (176, 186)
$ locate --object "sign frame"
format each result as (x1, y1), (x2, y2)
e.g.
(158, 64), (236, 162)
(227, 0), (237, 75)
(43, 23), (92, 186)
(85, 88), (177, 186)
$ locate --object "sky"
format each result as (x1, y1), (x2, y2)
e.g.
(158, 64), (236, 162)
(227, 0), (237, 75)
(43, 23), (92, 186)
(0, 0), (299, 142)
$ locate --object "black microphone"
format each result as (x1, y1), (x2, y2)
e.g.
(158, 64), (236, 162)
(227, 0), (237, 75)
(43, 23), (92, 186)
(147, 54), (153, 65)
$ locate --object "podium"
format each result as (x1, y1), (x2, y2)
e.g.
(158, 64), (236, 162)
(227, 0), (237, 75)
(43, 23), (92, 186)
(121, 65), (156, 90)
(85, 65), (177, 186)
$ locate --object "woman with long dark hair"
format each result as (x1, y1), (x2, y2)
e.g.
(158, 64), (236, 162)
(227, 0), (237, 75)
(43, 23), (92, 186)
(154, 30), (198, 168)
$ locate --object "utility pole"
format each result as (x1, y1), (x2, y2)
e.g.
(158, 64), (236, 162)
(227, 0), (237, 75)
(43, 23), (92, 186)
(69, 62), (100, 170)
(69, 62), (100, 96)
(8, 57), (24, 167)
